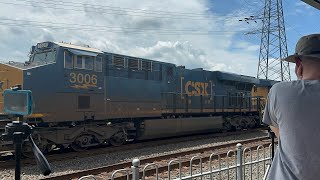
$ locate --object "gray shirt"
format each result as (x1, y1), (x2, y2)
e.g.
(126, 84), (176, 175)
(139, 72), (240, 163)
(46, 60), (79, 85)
(263, 80), (320, 180)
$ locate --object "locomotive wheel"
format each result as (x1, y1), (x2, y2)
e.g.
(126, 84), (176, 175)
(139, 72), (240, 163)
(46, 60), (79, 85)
(240, 119), (248, 129)
(223, 121), (232, 131)
(247, 117), (257, 128)
(109, 131), (126, 147)
(71, 134), (94, 152)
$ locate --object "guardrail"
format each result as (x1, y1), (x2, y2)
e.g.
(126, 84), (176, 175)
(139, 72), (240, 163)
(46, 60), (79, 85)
(78, 140), (276, 180)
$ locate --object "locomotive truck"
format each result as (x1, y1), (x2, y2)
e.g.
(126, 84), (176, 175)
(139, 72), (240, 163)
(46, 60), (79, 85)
(0, 42), (276, 153)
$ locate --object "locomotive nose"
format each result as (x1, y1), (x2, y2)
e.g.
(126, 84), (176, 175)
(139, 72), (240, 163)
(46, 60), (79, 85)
(0, 62), (23, 114)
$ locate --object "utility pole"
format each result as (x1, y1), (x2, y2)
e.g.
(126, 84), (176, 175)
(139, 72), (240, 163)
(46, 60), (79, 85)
(240, 0), (291, 81)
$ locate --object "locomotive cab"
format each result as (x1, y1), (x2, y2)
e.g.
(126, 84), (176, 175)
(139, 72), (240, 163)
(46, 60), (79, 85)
(0, 42), (105, 123)
(0, 42), (58, 117)
(28, 42), (57, 66)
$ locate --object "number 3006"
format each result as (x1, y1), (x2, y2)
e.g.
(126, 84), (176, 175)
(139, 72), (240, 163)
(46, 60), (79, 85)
(69, 73), (97, 85)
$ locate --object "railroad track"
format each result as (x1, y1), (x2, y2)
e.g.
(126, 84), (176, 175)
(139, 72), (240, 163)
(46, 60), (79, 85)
(42, 136), (273, 180)
(0, 128), (268, 169)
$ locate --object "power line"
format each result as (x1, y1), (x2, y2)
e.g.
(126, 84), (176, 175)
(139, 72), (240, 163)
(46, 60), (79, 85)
(0, 1), (209, 21)
(0, 0), (268, 21)
(17, 0), (210, 17)
(0, 0), (263, 37)
(0, 18), (247, 36)
(0, 1), (270, 40)
(0, 18), (208, 32)
(241, 0), (264, 16)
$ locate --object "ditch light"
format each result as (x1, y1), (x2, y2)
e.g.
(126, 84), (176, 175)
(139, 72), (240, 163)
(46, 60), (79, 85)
(3, 89), (33, 116)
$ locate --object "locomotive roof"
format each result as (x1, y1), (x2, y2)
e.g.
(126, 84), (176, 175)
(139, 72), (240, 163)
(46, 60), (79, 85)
(54, 42), (103, 54)
(215, 71), (279, 86)
(54, 42), (176, 65)
(215, 71), (260, 84)
(258, 79), (279, 87)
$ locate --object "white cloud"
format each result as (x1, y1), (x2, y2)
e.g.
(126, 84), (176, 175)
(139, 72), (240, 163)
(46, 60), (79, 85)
(0, 0), (266, 77)
(233, 41), (260, 52)
(131, 41), (208, 68)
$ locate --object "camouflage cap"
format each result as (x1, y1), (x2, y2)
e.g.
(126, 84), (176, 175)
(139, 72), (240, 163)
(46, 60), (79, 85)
(284, 34), (320, 63)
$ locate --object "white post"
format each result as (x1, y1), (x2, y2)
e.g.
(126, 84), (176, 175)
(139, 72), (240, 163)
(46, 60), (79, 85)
(237, 143), (243, 180)
(131, 159), (140, 180)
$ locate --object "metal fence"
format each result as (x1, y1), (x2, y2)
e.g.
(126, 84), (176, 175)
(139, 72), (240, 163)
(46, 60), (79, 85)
(78, 141), (276, 180)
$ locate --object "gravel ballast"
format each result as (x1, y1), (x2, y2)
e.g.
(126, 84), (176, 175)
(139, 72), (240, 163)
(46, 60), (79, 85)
(0, 131), (268, 180)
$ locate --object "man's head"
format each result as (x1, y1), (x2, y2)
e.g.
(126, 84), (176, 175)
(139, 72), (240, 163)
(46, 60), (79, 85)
(284, 34), (320, 80)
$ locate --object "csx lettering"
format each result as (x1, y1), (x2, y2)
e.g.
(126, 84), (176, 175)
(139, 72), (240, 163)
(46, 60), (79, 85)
(185, 81), (209, 96)
(69, 73), (97, 85)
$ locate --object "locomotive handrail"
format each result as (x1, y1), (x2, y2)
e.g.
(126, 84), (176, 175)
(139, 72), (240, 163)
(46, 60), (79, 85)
(161, 92), (264, 98)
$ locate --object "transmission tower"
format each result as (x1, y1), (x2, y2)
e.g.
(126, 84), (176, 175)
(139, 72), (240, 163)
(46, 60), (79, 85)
(258, 0), (291, 81)
(240, 0), (291, 81)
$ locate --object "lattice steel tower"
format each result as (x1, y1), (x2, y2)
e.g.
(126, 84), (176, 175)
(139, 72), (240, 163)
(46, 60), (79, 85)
(257, 0), (291, 81)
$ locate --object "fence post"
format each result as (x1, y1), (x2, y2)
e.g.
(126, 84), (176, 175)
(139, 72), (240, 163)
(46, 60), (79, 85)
(131, 158), (140, 180)
(236, 143), (243, 180)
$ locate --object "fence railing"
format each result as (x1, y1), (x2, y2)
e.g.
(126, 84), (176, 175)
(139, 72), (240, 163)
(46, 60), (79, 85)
(78, 139), (276, 180)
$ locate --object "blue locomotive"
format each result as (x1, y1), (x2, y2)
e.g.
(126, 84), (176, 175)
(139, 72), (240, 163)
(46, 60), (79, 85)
(0, 42), (276, 152)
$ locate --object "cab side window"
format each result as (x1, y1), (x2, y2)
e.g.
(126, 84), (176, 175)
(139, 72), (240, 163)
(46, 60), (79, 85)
(64, 51), (73, 69)
(74, 56), (83, 69)
(95, 57), (102, 72)
(64, 50), (99, 71)
(85, 56), (94, 70)
(73, 55), (94, 70)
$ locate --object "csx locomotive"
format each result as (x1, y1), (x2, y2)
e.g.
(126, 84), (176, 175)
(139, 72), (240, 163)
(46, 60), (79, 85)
(0, 42), (276, 152)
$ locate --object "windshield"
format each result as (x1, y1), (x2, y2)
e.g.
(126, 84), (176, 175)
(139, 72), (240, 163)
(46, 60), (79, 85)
(32, 50), (56, 63)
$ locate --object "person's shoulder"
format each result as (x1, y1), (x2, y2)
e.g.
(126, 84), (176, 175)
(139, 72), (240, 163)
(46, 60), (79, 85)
(270, 80), (301, 92)
(272, 80), (300, 88)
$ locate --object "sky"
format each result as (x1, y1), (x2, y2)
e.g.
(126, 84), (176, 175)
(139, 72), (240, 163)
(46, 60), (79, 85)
(0, 0), (319, 80)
